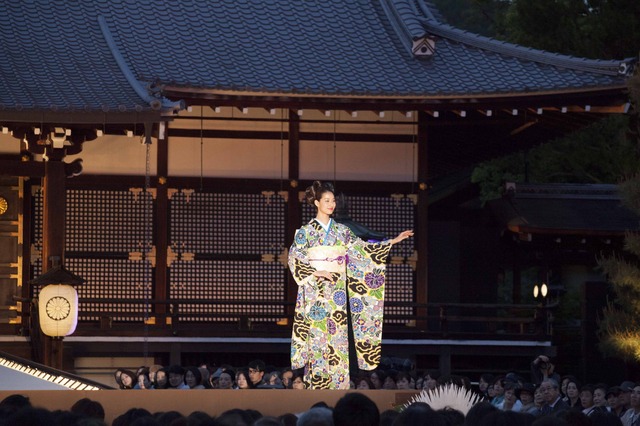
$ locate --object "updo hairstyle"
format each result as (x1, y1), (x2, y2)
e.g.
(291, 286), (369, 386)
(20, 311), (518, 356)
(305, 181), (335, 206)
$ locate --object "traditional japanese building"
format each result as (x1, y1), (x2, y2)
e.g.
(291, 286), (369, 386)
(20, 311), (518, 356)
(0, 0), (635, 384)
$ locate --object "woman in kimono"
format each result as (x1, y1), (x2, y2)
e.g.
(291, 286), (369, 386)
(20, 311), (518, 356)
(288, 181), (413, 389)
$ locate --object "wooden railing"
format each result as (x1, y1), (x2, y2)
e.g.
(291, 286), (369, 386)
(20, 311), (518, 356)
(16, 297), (555, 340)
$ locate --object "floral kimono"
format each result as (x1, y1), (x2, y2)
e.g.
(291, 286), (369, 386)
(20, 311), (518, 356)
(288, 218), (392, 389)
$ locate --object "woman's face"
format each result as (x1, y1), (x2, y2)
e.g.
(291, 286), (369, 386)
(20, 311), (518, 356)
(370, 373), (381, 389)
(292, 377), (305, 390)
(185, 371), (198, 388)
(397, 377), (410, 390)
(520, 391), (533, 405)
(282, 371), (293, 388)
(383, 377), (397, 390)
(493, 381), (504, 396)
(425, 375), (437, 390)
(314, 191), (335, 217)
(566, 382), (579, 399)
(138, 374), (151, 389)
(121, 374), (133, 388)
(630, 386), (640, 408)
(236, 373), (248, 389)
(357, 379), (370, 390)
(504, 389), (516, 405)
(487, 385), (495, 398)
(593, 389), (607, 406)
(156, 371), (167, 388)
(534, 388), (544, 405)
(580, 390), (594, 408)
(218, 372), (233, 389)
(479, 378), (488, 392)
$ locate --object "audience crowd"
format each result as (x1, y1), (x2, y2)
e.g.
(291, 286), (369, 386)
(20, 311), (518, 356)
(1, 355), (638, 425)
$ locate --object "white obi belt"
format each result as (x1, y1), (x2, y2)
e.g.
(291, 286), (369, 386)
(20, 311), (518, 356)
(307, 246), (348, 273)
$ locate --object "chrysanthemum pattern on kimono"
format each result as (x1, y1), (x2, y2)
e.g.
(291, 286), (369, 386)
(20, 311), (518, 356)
(288, 219), (392, 389)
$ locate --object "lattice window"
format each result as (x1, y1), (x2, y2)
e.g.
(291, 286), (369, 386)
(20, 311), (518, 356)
(66, 189), (152, 252)
(170, 260), (286, 322)
(169, 190), (287, 322)
(30, 188), (154, 322)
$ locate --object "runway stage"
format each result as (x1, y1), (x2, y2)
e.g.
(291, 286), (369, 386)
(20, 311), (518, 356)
(0, 389), (420, 424)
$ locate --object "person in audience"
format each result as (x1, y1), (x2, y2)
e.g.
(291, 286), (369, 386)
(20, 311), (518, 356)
(382, 369), (398, 389)
(564, 378), (581, 409)
(333, 392), (379, 426)
(167, 364), (189, 389)
(518, 383), (539, 415)
(594, 383), (611, 411)
(291, 370), (306, 390)
(235, 369), (254, 389)
(70, 397), (105, 421)
(490, 376), (506, 408)
(247, 359), (267, 387)
(369, 369), (386, 390)
(119, 369), (136, 390)
(154, 367), (169, 389)
(281, 367), (293, 389)
(396, 371), (413, 390)
(580, 384), (598, 416)
(218, 368), (235, 389)
(621, 383), (640, 426)
(297, 407), (333, 426)
(478, 373), (494, 398)
(539, 378), (570, 415)
(355, 374), (375, 390)
(135, 367), (152, 390)
(502, 380), (523, 411)
(184, 366), (205, 389)
(423, 370), (440, 392)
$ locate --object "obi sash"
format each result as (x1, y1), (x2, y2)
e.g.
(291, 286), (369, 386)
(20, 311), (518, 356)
(307, 246), (347, 273)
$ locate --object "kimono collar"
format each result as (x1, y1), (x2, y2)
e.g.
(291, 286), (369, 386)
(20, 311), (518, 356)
(314, 217), (333, 232)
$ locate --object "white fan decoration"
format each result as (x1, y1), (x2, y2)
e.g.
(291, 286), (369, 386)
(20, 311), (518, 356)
(404, 383), (483, 415)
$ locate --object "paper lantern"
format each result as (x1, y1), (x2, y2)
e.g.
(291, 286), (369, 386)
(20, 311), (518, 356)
(38, 284), (78, 337)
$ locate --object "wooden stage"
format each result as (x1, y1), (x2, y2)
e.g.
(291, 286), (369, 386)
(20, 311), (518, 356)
(0, 389), (420, 424)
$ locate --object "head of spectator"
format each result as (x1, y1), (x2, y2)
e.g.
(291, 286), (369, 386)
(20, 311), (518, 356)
(369, 369), (386, 390)
(565, 378), (581, 406)
(281, 368), (293, 388)
(291, 370), (306, 390)
(333, 392), (379, 426)
(465, 401), (499, 426)
(630, 383), (640, 411)
(394, 402), (444, 426)
(0, 394), (31, 417)
(119, 369), (136, 389)
(136, 367), (152, 390)
(518, 383), (536, 406)
(70, 397), (105, 420)
(606, 386), (622, 410)
(355, 374), (374, 390)
(219, 368), (235, 389)
(184, 366), (204, 389)
(148, 364), (163, 384)
(382, 369), (398, 390)
(396, 371), (413, 390)
(167, 365), (187, 389)
(620, 380), (635, 407)
(560, 375), (577, 398)
(198, 366), (211, 389)
(593, 383), (609, 407)
(540, 378), (561, 405)
(248, 359), (266, 386)
(235, 368), (254, 390)
(492, 376), (506, 398)
(297, 407), (333, 426)
(580, 384), (595, 409)
(479, 373), (495, 395)
(154, 367), (169, 389)
(424, 370), (440, 391)
(503, 381), (519, 410)
(588, 410), (626, 426)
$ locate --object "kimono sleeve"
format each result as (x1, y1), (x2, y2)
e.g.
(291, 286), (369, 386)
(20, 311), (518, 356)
(288, 227), (316, 286)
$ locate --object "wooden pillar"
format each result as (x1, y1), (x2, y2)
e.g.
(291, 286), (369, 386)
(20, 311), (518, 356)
(155, 122), (169, 325)
(41, 158), (66, 369)
(286, 110), (301, 316)
(416, 112), (429, 326)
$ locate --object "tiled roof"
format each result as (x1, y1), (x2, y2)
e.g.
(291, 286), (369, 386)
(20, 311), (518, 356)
(0, 0), (633, 116)
(490, 184), (640, 235)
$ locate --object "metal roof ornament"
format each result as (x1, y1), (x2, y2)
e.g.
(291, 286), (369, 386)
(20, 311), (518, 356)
(412, 35), (436, 57)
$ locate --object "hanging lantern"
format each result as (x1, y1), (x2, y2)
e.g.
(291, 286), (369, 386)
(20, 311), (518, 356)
(29, 264), (84, 337)
(38, 284), (78, 337)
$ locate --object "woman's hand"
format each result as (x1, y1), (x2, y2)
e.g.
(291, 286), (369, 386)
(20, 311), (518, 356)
(390, 230), (414, 245)
(313, 270), (333, 281)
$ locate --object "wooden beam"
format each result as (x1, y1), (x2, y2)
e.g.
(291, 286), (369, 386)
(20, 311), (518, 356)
(0, 160), (45, 177)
